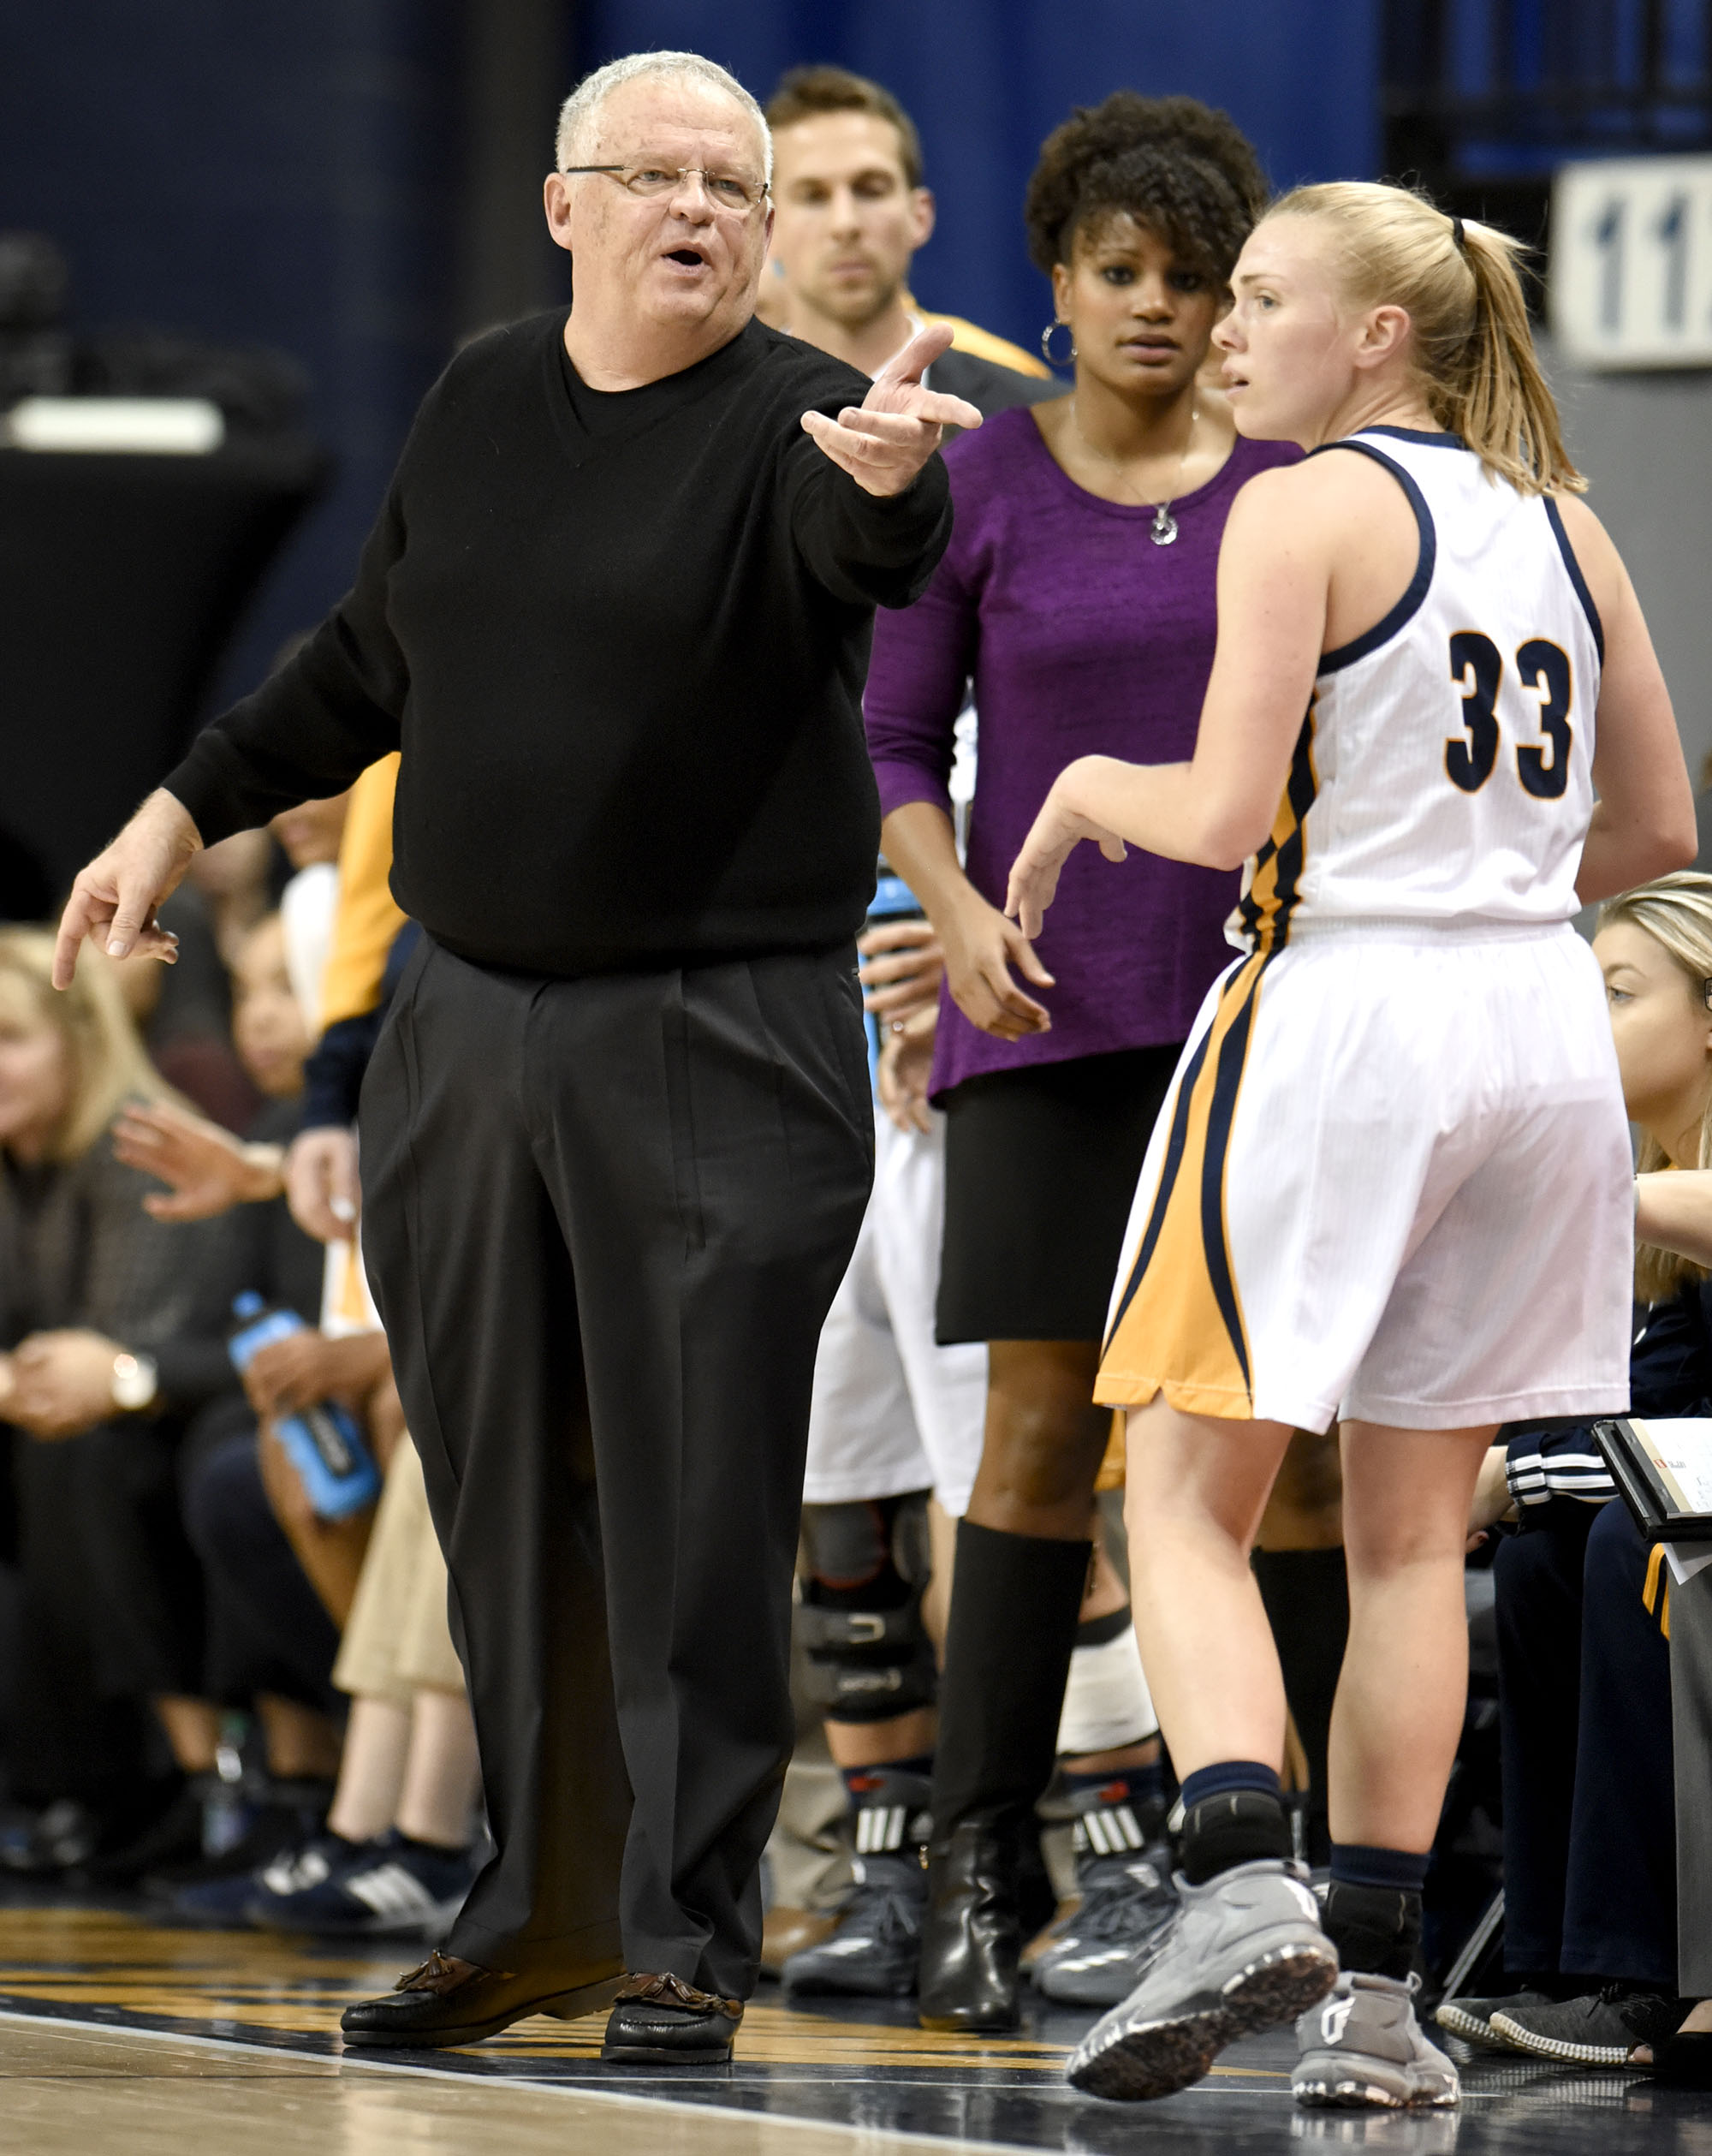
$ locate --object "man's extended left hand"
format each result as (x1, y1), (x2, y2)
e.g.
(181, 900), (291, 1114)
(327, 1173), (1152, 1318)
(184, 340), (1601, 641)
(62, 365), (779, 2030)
(800, 323), (982, 497)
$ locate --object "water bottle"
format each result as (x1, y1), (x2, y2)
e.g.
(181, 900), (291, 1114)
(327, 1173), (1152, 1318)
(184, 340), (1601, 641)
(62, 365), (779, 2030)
(228, 1291), (380, 1519)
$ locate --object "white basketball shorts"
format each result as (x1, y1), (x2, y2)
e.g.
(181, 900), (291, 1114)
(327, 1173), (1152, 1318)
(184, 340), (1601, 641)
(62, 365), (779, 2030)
(802, 1105), (988, 1516)
(1096, 921), (1634, 1432)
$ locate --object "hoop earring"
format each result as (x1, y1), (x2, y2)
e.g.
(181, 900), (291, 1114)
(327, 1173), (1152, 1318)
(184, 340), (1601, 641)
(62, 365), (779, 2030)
(1041, 319), (1077, 366)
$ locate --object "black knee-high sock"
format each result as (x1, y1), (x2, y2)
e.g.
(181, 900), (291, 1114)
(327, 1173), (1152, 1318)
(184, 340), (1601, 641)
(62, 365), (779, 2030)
(1252, 1546), (1349, 1864)
(930, 1520), (1091, 1834)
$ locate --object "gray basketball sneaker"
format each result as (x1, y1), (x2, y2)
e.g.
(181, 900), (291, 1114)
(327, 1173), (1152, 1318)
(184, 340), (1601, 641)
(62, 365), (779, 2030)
(1033, 1784), (1176, 2006)
(1294, 1970), (1461, 2109)
(1065, 1858), (1337, 2102)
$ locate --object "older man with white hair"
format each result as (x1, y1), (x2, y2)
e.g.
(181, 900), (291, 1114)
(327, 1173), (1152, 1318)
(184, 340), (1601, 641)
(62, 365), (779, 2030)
(53, 51), (977, 2064)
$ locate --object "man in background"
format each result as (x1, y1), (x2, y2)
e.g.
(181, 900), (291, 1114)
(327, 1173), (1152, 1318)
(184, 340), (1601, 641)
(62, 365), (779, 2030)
(762, 65), (1055, 411)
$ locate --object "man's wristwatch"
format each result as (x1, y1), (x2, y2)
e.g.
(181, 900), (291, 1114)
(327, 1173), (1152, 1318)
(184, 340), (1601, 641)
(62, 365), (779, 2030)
(110, 1351), (159, 1413)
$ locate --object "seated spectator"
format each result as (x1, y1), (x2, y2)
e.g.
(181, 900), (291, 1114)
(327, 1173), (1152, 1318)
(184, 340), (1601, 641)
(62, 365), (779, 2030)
(119, 837), (482, 1942)
(131, 914), (385, 1909)
(270, 790), (349, 1036)
(1443, 871), (1712, 2065)
(235, 1429), (484, 1942)
(0, 929), (247, 1875)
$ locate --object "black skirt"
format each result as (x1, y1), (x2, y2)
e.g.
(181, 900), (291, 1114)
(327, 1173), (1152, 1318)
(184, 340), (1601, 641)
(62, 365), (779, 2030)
(937, 1043), (1182, 1344)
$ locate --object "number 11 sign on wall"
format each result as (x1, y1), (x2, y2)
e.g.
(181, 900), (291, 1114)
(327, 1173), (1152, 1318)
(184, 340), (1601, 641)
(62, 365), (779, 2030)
(1554, 153), (1712, 369)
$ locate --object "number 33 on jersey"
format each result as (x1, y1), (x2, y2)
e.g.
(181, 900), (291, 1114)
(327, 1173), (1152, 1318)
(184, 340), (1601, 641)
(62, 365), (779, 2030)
(1233, 426), (1602, 956)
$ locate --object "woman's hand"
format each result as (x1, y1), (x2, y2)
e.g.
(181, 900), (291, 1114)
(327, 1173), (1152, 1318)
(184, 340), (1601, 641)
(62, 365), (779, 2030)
(938, 886), (1055, 1040)
(113, 1100), (284, 1220)
(1006, 760), (1129, 942)
(877, 1005), (939, 1135)
(6, 1330), (129, 1439)
(858, 919), (944, 1023)
(242, 1328), (390, 1422)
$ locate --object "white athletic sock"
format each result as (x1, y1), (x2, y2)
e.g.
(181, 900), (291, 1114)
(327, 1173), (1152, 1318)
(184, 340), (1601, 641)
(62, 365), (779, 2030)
(1055, 1619), (1158, 1757)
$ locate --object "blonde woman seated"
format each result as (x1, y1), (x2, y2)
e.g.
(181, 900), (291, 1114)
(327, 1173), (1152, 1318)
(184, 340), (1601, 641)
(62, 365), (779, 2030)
(0, 932), (264, 1877)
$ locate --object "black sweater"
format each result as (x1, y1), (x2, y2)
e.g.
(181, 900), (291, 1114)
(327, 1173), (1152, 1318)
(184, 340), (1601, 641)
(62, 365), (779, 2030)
(165, 312), (954, 976)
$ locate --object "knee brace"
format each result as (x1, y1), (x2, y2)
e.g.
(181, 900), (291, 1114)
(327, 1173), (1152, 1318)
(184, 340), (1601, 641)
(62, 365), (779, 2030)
(800, 1492), (937, 1724)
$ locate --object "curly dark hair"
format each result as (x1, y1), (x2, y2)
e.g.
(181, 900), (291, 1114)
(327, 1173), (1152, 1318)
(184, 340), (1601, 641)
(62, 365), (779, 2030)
(1024, 92), (1269, 284)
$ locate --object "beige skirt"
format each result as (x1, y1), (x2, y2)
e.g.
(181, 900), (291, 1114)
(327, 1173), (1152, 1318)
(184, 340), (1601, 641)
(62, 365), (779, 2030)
(332, 1435), (464, 1704)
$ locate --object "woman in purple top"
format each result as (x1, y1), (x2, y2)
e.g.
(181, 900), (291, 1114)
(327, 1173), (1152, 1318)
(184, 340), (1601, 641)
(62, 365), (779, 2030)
(864, 95), (1299, 2029)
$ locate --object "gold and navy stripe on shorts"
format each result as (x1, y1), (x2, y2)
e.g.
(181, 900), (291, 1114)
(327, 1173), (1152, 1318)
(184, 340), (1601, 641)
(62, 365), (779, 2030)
(1098, 952), (1268, 1415)
(1236, 700), (1319, 954)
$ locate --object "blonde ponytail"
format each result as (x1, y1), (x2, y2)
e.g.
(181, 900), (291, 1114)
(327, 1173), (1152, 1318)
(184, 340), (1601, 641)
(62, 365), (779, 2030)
(1267, 181), (1583, 497)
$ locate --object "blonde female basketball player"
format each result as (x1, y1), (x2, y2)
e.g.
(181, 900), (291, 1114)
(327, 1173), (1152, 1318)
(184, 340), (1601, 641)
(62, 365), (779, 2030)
(1006, 182), (1696, 2111)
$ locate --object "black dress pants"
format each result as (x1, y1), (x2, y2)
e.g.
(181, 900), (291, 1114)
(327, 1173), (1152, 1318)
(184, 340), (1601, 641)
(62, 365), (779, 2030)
(360, 937), (872, 1998)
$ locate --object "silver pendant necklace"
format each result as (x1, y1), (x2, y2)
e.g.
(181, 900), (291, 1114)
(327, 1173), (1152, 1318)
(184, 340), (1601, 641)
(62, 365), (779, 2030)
(1073, 400), (1196, 545)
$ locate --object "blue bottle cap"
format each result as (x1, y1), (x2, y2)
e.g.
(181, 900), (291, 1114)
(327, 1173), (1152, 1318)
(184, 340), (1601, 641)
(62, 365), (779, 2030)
(232, 1291), (265, 1319)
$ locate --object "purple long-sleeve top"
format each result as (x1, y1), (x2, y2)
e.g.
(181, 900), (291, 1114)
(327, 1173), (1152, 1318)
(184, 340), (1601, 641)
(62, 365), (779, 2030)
(865, 406), (1300, 1098)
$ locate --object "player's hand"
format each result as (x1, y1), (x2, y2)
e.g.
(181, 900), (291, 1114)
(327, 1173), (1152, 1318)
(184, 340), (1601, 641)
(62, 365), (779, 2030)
(242, 1328), (389, 1420)
(858, 918), (944, 1022)
(285, 1126), (360, 1244)
(800, 323), (982, 497)
(52, 789), (201, 988)
(113, 1100), (285, 1219)
(877, 1005), (938, 1135)
(1006, 765), (1127, 941)
(938, 887), (1054, 1040)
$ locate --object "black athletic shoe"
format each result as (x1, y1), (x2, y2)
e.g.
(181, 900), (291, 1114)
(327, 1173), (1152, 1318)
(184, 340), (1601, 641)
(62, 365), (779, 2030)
(1433, 1988), (1553, 2052)
(143, 1784), (334, 1905)
(1491, 1984), (1665, 2066)
(249, 1829), (478, 1939)
(782, 1769), (930, 2001)
(84, 1783), (207, 1885)
(0, 1799), (103, 1876)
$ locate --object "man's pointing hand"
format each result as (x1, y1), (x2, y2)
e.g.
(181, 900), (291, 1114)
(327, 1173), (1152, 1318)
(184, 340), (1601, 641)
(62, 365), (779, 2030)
(52, 789), (201, 989)
(800, 321), (982, 497)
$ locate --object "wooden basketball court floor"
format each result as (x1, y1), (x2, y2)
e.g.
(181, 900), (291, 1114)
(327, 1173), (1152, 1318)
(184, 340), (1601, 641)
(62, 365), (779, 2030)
(0, 1890), (1708, 2153)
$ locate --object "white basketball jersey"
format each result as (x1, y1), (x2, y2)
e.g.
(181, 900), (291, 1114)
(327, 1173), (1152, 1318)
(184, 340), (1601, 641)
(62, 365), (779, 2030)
(1233, 426), (1603, 952)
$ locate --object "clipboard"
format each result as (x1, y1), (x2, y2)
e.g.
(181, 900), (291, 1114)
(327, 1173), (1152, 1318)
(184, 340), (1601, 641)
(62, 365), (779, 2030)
(1593, 1418), (1712, 1540)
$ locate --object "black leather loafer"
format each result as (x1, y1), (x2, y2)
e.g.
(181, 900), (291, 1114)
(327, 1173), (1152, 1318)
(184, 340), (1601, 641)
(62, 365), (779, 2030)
(341, 1951), (624, 2048)
(601, 1971), (744, 2063)
(918, 1810), (1053, 2034)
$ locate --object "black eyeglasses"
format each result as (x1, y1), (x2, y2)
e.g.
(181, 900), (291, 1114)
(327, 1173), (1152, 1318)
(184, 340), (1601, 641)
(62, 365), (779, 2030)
(557, 164), (770, 216)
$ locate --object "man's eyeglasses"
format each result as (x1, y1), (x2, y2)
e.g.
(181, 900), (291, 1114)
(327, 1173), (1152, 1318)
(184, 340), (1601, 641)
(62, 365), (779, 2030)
(558, 164), (770, 216)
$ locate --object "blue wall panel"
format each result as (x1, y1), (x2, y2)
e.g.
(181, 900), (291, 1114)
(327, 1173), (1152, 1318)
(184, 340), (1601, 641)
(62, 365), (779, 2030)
(0, 1), (463, 707)
(578, 0), (1382, 354)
